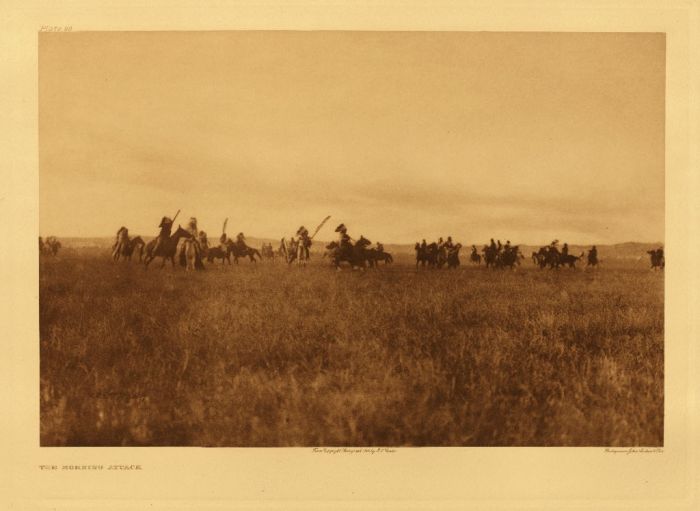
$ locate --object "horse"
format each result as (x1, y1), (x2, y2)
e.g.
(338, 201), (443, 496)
(495, 246), (523, 269)
(123, 236), (145, 262)
(469, 247), (482, 265)
(296, 238), (311, 267)
(114, 235), (145, 262)
(327, 236), (372, 270)
(447, 244), (462, 269)
(559, 252), (584, 268)
(415, 242), (439, 268)
(414, 243), (429, 267)
(207, 246), (231, 265)
(436, 245), (448, 269)
(225, 239), (261, 263)
(112, 228), (130, 261)
(180, 238), (203, 271)
(365, 248), (393, 267)
(281, 238), (298, 264)
(586, 251), (600, 268)
(533, 246), (561, 269)
(376, 251), (393, 265)
(324, 241), (339, 260)
(481, 245), (498, 268)
(647, 249), (665, 270)
(197, 235), (210, 261)
(47, 237), (61, 256)
(143, 225), (192, 269)
(42, 236), (61, 256)
(261, 243), (276, 261)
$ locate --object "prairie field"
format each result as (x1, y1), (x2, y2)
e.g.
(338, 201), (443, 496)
(40, 248), (664, 447)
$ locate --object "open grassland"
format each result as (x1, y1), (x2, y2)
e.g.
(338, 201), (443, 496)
(40, 249), (663, 446)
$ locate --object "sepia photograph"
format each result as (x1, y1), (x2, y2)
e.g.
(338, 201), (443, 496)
(38, 31), (665, 448)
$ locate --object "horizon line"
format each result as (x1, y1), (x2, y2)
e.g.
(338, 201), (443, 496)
(41, 234), (665, 248)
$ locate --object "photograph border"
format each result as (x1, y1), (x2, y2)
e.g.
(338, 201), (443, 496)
(3, 1), (699, 509)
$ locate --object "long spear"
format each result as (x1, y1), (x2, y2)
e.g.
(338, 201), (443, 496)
(309, 215), (331, 240)
(222, 218), (228, 234)
(172, 209), (181, 223)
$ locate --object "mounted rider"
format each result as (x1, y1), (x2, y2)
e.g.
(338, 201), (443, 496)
(112, 226), (129, 258)
(548, 239), (560, 256)
(656, 247), (665, 266)
(335, 223), (353, 258)
(376, 241), (384, 253)
(218, 218), (229, 253)
(185, 217), (199, 241)
(236, 232), (247, 251)
(296, 226), (312, 261)
(179, 217), (204, 268)
(587, 245), (598, 266)
(151, 215), (173, 255)
(198, 231), (210, 254)
(561, 243), (569, 258)
(504, 240), (511, 254)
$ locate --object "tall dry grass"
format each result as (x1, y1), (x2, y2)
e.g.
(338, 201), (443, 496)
(40, 249), (663, 446)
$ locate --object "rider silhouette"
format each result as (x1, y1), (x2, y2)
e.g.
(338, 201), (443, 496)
(152, 216), (172, 255)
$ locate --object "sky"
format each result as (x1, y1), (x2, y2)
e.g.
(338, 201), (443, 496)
(39, 31), (665, 244)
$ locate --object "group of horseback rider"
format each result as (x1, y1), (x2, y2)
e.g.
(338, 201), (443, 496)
(414, 236), (462, 268)
(538, 239), (573, 260)
(119, 212), (250, 270)
(483, 238), (517, 256)
(282, 220), (386, 265)
(327, 223), (392, 268)
(279, 225), (312, 264)
(647, 247), (665, 269)
(419, 236), (457, 253)
(39, 235), (61, 256)
(529, 240), (596, 269)
(109, 214), (663, 271)
(335, 223), (384, 257)
(475, 238), (524, 268)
